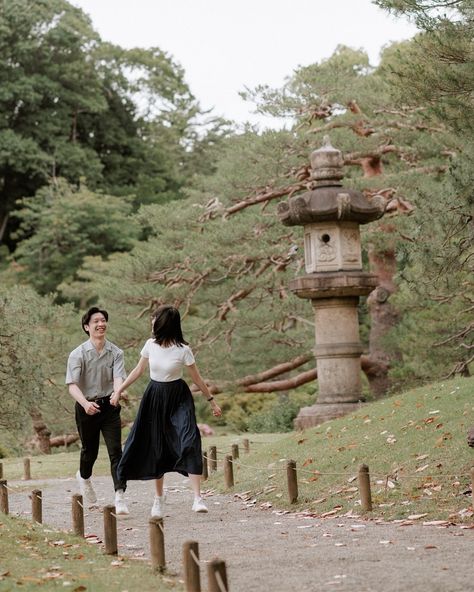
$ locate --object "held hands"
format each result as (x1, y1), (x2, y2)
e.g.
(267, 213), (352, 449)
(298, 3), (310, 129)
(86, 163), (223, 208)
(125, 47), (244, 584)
(110, 391), (122, 407)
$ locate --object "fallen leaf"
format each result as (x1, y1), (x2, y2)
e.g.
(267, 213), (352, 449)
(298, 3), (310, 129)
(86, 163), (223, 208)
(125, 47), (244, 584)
(415, 464), (430, 473)
(408, 513), (428, 520)
(42, 572), (63, 580)
(321, 508), (341, 518)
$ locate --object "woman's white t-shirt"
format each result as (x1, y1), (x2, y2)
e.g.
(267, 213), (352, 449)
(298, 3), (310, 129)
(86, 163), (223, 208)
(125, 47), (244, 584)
(140, 339), (195, 382)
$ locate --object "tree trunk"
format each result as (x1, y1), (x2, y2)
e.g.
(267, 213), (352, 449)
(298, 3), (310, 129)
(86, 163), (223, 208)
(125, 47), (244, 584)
(366, 242), (400, 397)
(50, 434), (80, 448)
(29, 410), (52, 454)
(0, 212), (8, 243)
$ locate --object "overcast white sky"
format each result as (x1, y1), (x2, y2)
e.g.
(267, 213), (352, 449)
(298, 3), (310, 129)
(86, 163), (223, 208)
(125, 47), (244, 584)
(72, 0), (417, 127)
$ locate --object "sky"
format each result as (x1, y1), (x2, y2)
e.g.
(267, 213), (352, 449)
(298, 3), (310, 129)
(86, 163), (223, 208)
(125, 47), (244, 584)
(71, 0), (417, 127)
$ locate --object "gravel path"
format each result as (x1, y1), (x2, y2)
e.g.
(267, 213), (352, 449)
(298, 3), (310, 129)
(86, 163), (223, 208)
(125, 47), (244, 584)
(6, 474), (474, 592)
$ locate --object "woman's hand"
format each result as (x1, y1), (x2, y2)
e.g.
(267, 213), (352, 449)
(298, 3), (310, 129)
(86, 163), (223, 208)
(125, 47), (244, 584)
(210, 400), (222, 417)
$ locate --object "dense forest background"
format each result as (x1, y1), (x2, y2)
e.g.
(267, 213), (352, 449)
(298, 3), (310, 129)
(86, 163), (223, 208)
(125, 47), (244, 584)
(0, 0), (472, 454)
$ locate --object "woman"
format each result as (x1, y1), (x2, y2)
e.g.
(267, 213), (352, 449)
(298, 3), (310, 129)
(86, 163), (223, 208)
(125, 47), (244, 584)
(115, 305), (221, 516)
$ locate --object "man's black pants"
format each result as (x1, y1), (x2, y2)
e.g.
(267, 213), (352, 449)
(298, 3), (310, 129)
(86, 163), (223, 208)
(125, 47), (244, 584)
(75, 397), (126, 491)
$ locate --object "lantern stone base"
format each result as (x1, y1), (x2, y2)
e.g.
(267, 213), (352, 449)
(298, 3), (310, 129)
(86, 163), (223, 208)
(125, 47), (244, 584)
(294, 401), (363, 430)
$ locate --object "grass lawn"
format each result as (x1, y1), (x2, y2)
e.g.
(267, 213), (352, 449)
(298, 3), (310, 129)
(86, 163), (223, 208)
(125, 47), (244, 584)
(203, 375), (474, 522)
(0, 514), (180, 591)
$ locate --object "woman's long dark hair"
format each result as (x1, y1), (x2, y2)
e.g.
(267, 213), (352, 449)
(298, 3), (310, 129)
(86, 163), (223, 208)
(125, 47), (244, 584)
(151, 305), (188, 347)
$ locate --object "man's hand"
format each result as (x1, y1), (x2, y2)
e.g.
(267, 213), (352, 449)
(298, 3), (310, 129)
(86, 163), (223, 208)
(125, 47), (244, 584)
(468, 426), (474, 447)
(83, 401), (100, 415)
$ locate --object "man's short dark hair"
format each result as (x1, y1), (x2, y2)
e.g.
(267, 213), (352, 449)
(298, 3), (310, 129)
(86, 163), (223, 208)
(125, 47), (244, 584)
(82, 307), (108, 334)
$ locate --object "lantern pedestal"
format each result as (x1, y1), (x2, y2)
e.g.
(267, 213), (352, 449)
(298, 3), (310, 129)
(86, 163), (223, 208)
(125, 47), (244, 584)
(294, 402), (363, 430)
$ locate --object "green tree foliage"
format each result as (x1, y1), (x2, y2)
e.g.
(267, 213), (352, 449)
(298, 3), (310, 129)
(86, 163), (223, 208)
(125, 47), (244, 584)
(63, 189), (312, 382)
(0, 0), (211, 248)
(11, 179), (141, 297)
(374, 0), (474, 379)
(0, 286), (75, 443)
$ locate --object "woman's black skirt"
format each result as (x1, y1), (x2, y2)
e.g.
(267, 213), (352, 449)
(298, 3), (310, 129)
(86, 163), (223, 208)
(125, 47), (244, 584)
(117, 379), (202, 481)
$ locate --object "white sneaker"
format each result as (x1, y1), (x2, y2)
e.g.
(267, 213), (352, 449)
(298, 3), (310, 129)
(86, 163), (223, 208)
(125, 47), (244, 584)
(76, 470), (97, 504)
(151, 495), (165, 518)
(192, 497), (208, 513)
(115, 490), (129, 516)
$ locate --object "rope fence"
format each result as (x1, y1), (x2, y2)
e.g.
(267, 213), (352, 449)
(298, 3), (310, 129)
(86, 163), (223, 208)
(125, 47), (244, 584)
(2, 445), (473, 502)
(200, 442), (474, 512)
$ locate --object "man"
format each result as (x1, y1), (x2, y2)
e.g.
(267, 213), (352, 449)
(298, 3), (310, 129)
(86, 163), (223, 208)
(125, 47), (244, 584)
(66, 307), (128, 515)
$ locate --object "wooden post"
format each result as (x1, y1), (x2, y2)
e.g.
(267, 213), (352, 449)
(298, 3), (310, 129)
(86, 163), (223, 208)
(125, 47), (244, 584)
(242, 438), (250, 454)
(183, 540), (201, 592)
(231, 444), (239, 460)
(103, 505), (117, 555)
(72, 494), (85, 537)
(0, 480), (8, 514)
(470, 467), (474, 510)
(202, 452), (208, 481)
(149, 517), (165, 572)
(287, 459), (298, 503)
(224, 455), (234, 488)
(23, 458), (31, 480)
(208, 446), (217, 473)
(358, 464), (373, 511)
(31, 489), (42, 523)
(207, 559), (228, 592)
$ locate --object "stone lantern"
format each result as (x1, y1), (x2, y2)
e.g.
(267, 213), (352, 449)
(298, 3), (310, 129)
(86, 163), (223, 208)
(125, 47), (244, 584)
(277, 137), (385, 429)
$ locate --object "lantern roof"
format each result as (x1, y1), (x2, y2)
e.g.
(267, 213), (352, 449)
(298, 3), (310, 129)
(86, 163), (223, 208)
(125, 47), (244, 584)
(278, 137), (385, 226)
